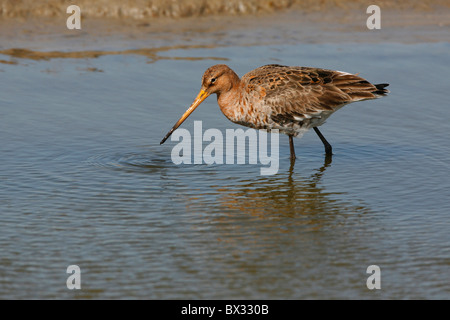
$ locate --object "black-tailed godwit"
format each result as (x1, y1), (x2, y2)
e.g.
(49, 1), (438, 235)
(160, 64), (389, 160)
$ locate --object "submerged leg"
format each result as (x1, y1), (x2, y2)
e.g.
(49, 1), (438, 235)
(313, 127), (332, 156)
(289, 135), (296, 161)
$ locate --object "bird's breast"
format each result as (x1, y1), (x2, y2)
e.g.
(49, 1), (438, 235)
(217, 84), (267, 128)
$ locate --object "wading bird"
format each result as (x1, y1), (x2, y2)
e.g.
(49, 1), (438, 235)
(160, 64), (388, 161)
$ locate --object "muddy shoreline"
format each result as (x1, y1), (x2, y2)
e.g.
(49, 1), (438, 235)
(1, 0), (449, 19)
(0, 3), (449, 61)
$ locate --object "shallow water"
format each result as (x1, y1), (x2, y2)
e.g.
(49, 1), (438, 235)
(1, 41), (449, 299)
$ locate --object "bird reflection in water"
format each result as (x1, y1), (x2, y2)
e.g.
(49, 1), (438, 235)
(184, 154), (368, 225)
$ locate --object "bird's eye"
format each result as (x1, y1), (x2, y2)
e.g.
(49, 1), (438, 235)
(210, 78), (216, 84)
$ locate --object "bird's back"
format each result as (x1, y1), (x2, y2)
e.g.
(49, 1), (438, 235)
(238, 64), (388, 136)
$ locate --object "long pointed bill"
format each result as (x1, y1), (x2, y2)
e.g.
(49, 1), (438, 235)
(160, 89), (210, 144)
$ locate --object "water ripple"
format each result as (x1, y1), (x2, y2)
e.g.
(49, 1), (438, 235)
(85, 147), (172, 173)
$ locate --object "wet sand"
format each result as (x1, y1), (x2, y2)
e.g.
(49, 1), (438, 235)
(0, 1), (449, 61)
(2, 0), (450, 19)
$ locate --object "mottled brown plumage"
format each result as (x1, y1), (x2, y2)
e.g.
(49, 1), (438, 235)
(161, 64), (389, 160)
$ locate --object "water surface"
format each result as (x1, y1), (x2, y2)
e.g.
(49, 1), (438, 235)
(0, 41), (449, 299)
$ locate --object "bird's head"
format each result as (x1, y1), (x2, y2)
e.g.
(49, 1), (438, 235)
(160, 64), (239, 144)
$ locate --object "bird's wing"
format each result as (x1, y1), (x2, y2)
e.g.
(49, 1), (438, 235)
(242, 64), (383, 125)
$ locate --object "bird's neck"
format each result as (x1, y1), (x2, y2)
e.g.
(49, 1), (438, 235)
(217, 86), (246, 123)
(215, 70), (245, 122)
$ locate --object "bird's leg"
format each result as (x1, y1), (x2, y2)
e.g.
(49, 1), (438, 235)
(313, 127), (333, 156)
(289, 135), (296, 161)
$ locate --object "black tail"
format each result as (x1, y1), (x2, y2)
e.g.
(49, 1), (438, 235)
(373, 83), (389, 95)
